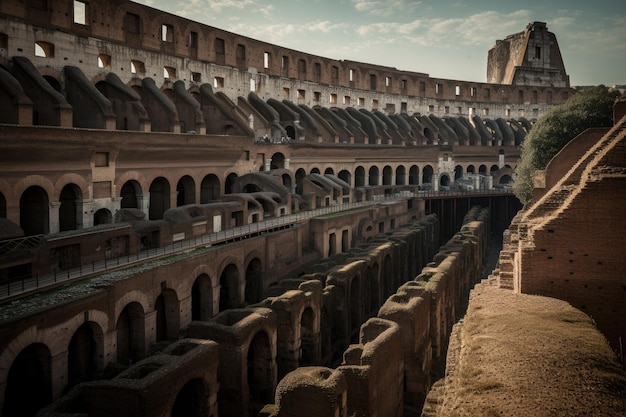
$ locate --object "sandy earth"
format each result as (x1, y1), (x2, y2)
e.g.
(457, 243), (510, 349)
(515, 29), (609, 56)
(422, 278), (626, 417)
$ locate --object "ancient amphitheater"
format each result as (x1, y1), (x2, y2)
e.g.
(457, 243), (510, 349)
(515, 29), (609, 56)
(0, 1), (624, 416)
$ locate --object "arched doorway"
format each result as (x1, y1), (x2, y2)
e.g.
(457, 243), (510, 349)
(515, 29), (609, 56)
(338, 170), (351, 187)
(247, 331), (274, 415)
(2, 343), (52, 417)
(59, 184), (80, 232)
(422, 165), (434, 186)
(295, 168), (306, 195)
(116, 302), (145, 365)
(67, 322), (99, 390)
(200, 174), (220, 203)
(171, 378), (206, 417)
(270, 152), (285, 170)
(355, 166), (365, 187)
(382, 165), (393, 186)
(176, 175), (196, 207)
(409, 165), (419, 185)
(395, 165), (406, 185)
(20, 186), (49, 235)
(245, 258), (263, 305)
(155, 289), (180, 341)
(192, 273), (213, 321)
(324, 167), (334, 175)
(149, 177), (170, 220)
(368, 166), (379, 186)
(219, 264), (239, 311)
(120, 180), (141, 209)
(93, 208), (112, 226)
(225, 173), (238, 195)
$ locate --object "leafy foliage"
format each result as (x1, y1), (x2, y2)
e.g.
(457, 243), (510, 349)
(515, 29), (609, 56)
(513, 86), (618, 204)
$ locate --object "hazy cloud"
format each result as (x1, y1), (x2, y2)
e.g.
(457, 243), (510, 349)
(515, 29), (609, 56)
(352, 0), (421, 17)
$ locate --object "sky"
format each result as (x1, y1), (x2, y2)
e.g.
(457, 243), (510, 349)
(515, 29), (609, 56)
(133, 0), (626, 87)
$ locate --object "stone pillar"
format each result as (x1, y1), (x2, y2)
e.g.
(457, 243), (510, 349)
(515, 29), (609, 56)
(284, 158), (290, 169)
(473, 175), (481, 190)
(137, 194), (150, 219)
(49, 202), (61, 234)
(50, 351), (68, 400)
(265, 158), (272, 172)
(79, 199), (95, 229)
(144, 310), (158, 351)
(487, 175), (494, 190)
(499, 151), (505, 168)
(102, 329), (118, 365)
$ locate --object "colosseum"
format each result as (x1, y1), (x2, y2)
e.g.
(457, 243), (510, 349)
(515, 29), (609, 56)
(0, 1), (624, 416)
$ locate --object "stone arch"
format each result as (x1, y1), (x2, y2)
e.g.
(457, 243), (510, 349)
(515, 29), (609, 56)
(19, 185), (49, 235)
(270, 152), (286, 170)
(295, 168), (306, 195)
(170, 378), (207, 417)
(53, 173), (90, 201)
(176, 174), (196, 206)
(114, 290), (152, 321)
(58, 183), (82, 232)
(93, 208), (112, 225)
(310, 167), (320, 174)
(149, 176), (171, 220)
(14, 175), (55, 202)
(192, 272), (214, 321)
(299, 307), (317, 366)
(200, 173), (221, 203)
(218, 260), (242, 311)
(225, 172), (238, 195)
(467, 164), (476, 174)
(116, 171), (148, 197)
(2, 343), (52, 417)
(338, 169), (351, 187)
(409, 165), (419, 185)
(66, 321), (102, 391)
(395, 165), (406, 185)
(422, 165), (434, 185)
(479, 164), (488, 175)
(116, 301), (146, 365)
(382, 165), (393, 186)
(244, 255), (264, 305)
(155, 288), (180, 341)
(246, 330), (274, 413)
(454, 165), (464, 180)
(324, 167), (334, 176)
(439, 173), (451, 188)
(368, 165), (379, 186)
(492, 167), (515, 185)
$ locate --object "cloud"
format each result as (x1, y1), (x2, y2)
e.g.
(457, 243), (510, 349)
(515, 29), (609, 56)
(352, 0), (421, 17)
(205, 0), (256, 12)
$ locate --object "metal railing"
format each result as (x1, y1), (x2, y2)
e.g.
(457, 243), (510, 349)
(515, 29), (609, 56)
(0, 188), (514, 301)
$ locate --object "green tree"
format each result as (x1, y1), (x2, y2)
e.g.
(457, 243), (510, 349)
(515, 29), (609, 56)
(513, 86), (618, 204)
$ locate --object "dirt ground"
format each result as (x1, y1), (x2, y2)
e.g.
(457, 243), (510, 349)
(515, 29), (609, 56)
(422, 278), (626, 417)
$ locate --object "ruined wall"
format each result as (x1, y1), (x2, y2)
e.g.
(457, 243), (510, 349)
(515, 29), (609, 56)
(267, 207), (491, 416)
(494, 109), (626, 350)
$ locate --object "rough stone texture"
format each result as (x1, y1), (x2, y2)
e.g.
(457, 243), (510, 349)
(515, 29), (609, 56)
(422, 279), (626, 417)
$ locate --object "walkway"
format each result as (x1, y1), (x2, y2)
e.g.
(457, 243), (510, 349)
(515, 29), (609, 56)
(0, 189), (513, 301)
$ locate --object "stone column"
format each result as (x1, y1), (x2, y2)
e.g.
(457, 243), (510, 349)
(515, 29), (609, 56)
(78, 199), (95, 229)
(137, 194), (150, 219)
(50, 351), (68, 400)
(284, 158), (290, 169)
(48, 202), (61, 234)
(265, 158), (272, 172)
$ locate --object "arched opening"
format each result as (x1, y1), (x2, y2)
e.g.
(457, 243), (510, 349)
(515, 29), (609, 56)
(116, 302), (145, 365)
(295, 168), (306, 195)
(149, 177), (170, 220)
(324, 167), (334, 175)
(200, 174), (221, 203)
(382, 165), (393, 186)
(467, 165), (476, 174)
(422, 165), (434, 186)
(409, 165), (419, 185)
(20, 186), (49, 235)
(171, 378), (206, 417)
(120, 180), (141, 209)
(270, 152), (285, 170)
(368, 166), (379, 186)
(176, 175), (196, 207)
(285, 125), (296, 140)
(93, 208), (112, 226)
(59, 184), (80, 232)
(247, 331), (274, 415)
(243, 183), (262, 193)
(338, 170), (351, 187)
(2, 343), (52, 417)
(395, 165), (406, 185)
(219, 264), (239, 311)
(300, 307), (316, 366)
(310, 167), (320, 174)
(245, 258), (263, 305)
(499, 174), (513, 184)
(67, 322), (99, 390)
(479, 164), (488, 175)
(155, 288), (180, 341)
(439, 173), (451, 188)
(192, 273), (213, 321)
(491, 164), (500, 173)
(281, 173), (292, 191)
(225, 173), (238, 195)
(455, 165), (463, 180)
(355, 166), (366, 187)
